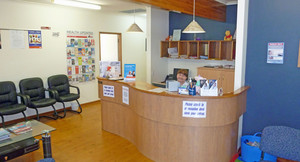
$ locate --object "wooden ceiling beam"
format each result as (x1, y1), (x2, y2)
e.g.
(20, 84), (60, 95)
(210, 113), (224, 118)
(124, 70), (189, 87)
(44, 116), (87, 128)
(131, 0), (227, 22)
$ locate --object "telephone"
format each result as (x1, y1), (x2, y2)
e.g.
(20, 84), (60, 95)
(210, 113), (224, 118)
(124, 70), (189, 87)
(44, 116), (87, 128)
(162, 74), (174, 83)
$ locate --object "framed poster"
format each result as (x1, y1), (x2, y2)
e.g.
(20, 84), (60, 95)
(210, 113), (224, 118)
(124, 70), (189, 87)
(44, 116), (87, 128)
(267, 42), (284, 64)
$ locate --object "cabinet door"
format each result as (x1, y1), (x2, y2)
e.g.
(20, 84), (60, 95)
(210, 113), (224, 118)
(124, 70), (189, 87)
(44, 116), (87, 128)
(221, 70), (234, 93)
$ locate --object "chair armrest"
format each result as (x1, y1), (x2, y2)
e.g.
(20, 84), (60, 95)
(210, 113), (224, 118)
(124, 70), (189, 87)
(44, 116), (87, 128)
(70, 85), (80, 95)
(46, 89), (58, 99)
(17, 93), (30, 106)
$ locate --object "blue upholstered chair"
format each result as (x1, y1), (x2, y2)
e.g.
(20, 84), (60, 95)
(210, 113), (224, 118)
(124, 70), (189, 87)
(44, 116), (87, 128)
(260, 126), (300, 161)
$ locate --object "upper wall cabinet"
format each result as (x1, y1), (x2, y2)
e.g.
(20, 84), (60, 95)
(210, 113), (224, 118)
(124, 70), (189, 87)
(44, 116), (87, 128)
(161, 40), (236, 61)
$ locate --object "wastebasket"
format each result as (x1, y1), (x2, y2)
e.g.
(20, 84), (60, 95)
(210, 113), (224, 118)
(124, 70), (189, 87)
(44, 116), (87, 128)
(241, 132), (277, 162)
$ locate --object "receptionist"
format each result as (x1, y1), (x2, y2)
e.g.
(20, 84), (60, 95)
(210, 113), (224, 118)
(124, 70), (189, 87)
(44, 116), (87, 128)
(176, 69), (189, 88)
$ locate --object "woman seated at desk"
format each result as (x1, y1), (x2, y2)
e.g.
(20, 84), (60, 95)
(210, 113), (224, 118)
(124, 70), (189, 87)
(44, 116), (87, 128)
(176, 69), (189, 88)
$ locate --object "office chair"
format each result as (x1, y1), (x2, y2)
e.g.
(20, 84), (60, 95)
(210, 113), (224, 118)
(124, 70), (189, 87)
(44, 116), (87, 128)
(19, 77), (58, 120)
(0, 81), (27, 127)
(47, 74), (82, 118)
(260, 126), (300, 162)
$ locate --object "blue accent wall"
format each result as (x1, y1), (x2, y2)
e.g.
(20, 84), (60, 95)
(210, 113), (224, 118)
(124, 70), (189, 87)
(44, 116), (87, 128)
(243, 0), (300, 135)
(169, 5), (237, 40)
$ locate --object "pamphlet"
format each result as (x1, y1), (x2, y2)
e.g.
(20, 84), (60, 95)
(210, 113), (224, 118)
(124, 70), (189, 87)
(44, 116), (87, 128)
(124, 64), (136, 82)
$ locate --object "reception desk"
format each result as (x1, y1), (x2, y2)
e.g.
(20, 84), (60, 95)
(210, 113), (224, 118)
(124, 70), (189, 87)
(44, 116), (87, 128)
(98, 78), (249, 162)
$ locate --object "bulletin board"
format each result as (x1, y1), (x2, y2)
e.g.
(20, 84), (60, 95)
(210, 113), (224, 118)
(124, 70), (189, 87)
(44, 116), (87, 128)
(66, 31), (96, 83)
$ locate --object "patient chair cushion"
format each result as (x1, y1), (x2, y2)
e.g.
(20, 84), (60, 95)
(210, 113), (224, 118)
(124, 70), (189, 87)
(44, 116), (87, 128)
(47, 75), (70, 96)
(260, 126), (300, 161)
(57, 93), (79, 102)
(19, 78), (46, 101)
(0, 81), (18, 107)
(0, 104), (26, 115)
(31, 98), (56, 108)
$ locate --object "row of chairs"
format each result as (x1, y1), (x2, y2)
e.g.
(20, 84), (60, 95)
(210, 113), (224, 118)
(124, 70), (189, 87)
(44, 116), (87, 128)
(0, 74), (82, 127)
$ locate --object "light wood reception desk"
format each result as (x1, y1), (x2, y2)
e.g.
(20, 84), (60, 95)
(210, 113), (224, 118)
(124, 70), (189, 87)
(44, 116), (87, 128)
(98, 78), (249, 162)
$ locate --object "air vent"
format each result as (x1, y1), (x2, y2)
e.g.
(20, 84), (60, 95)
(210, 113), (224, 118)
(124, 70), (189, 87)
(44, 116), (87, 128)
(120, 8), (146, 14)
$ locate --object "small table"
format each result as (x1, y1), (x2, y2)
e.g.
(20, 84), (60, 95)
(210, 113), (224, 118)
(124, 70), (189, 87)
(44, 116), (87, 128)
(0, 120), (55, 160)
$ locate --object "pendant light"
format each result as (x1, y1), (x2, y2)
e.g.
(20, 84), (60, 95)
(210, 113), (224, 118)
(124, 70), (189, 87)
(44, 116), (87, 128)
(182, 0), (205, 33)
(127, 8), (143, 33)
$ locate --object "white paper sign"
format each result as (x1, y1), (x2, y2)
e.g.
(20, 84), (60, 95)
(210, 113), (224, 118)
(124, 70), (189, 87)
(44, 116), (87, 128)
(122, 86), (129, 105)
(182, 101), (207, 118)
(103, 85), (114, 98)
(10, 30), (26, 49)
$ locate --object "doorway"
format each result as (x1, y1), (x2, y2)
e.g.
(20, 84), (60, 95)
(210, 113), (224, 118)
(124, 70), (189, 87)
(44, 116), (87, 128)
(99, 32), (122, 74)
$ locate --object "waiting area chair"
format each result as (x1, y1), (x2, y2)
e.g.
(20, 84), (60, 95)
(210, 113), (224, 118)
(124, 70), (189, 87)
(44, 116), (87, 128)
(47, 74), (82, 118)
(0, 81), (27, 127)
(260, 126), (300, 161)
(19, 77), (58, 120)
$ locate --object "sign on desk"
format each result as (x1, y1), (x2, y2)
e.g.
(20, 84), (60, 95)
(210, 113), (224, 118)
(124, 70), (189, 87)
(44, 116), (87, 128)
(122, 86), (129, 105)
(103, 85), (114, 98)
(182, 101), (207, 118)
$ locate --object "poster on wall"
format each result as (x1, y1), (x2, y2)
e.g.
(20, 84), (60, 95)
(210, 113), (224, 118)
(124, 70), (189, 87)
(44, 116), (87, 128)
(124, 64), (136, 82)
(267, 42), (284, 64)
(10, 30), (25, 49)
(28, 30), (42, 48)
(66, 31), (96, 83)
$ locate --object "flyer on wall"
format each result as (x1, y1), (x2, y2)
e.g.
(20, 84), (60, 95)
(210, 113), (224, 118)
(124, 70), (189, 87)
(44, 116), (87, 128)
(124, 64), (136, 82)
(28, 30), (42, 48)
(267, 42), (284, 64)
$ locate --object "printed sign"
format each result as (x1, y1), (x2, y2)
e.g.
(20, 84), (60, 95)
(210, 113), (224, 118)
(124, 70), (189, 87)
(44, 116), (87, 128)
(122, 86), (129, 105)
(28, 30), (42, 48)
(103, 85), (114, 98)
(182, 101), (207, 118)
(124, 64), (136, 82)
(267, 42), (284, 64)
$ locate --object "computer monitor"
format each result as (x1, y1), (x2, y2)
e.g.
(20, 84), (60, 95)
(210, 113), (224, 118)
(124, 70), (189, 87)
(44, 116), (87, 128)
(173, 68), (189, 80)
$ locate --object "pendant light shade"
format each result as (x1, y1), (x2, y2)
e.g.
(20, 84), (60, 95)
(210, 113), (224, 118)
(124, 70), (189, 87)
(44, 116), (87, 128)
(127, 8), (143, 33)
(182, 0), (205, 33)
(127, 23), (143, 32)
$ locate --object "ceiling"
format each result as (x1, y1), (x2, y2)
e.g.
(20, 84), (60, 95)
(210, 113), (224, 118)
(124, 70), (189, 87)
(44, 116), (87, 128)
(20, 0), (237, 13)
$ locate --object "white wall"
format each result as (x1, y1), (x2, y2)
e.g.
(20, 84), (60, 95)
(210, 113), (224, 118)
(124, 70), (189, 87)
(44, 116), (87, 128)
(0, 0), (146, 121)
(148, 7), (169, 83)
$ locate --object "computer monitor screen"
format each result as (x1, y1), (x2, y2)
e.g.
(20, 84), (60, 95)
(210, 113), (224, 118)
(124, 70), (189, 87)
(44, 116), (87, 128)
(173, 68), (189, 80)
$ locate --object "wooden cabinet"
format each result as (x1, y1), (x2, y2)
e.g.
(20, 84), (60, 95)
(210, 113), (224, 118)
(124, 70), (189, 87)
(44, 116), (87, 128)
(197, 67), (234, 93)
(161, 40), (235, 60)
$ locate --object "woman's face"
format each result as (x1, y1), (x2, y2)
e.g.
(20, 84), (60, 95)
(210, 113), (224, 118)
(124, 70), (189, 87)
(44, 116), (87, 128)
(177, 73), (187, 84)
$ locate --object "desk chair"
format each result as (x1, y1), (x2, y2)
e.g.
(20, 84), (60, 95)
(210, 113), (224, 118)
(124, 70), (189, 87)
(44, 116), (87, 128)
(47, 74), (82, 118)
(260, 126), (300, 161)
(19, 78), (58, 120)
(0, 81), (27, 127)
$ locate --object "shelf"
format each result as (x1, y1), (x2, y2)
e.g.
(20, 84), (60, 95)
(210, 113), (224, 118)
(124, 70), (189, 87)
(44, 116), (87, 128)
(161, 40), (236, 61)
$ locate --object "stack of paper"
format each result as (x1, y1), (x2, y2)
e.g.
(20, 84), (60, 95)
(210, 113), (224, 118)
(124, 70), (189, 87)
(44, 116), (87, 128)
(8, 122), (32, 135)
(168, 47), (178, 58)
(0, 128), (11, 141)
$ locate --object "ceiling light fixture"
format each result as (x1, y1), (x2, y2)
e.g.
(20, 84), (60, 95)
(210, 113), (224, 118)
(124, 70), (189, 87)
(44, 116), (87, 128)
(182, 0), (205, 34)
(52, 0), (101, 10)
(127, 8), (143, 33)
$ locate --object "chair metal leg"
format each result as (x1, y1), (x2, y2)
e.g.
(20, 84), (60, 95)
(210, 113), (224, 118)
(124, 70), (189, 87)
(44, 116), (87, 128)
(35, 108), (40, 121)
(56, 102), (67, 118)
(34, 107), (58, 120)
(22, 111), (27, 121)
(67, 100), (82, 114)
(51, 105), (59, 120)
(1, 115), (5, 128)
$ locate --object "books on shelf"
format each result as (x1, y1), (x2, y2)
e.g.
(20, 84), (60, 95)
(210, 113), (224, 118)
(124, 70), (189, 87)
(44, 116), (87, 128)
(0, 128), (11, 141)
(8, 122), (32, 135)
